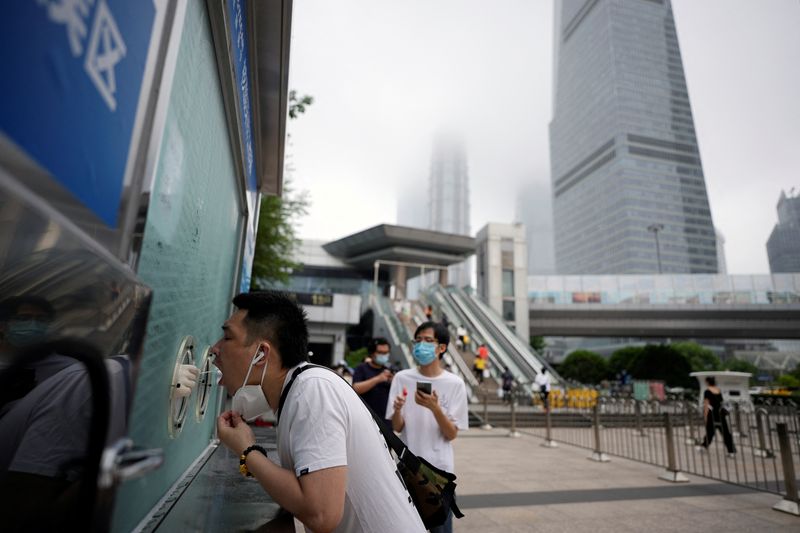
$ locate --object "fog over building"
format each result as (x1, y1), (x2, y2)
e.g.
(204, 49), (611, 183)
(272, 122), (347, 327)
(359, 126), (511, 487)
(549, 0), (718, 274)
(767, 188), (800, 273)
(515, 181), (557, 275)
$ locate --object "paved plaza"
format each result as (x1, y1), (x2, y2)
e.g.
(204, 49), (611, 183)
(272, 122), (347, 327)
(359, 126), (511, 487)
(452, 428), (798, 532)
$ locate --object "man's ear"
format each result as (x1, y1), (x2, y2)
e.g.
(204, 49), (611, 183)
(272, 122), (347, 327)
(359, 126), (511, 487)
(254, 343), (270, 365)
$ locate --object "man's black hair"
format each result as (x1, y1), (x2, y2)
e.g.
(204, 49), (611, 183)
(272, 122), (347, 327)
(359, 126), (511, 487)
(368, 337), (390, 354)
(414, 321), (450, 347)
(706, 376), (716, 386)
(232, 291), (309, 369)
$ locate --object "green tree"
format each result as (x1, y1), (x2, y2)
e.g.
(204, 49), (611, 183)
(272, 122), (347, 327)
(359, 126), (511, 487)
(608, 346), (643, 377)
(671, 341), (722, 372)
(250, 180), (310, 288)
(559, 350), (608, 385)
(250, 90), (313, 288)
(288, 90), (314, 119)
(629, 344), (693, 388)
(776, 374), (800, 388)
(529, 336), (546, 352)
(790, 363), (800, 381)
(723, 358), (759, 385)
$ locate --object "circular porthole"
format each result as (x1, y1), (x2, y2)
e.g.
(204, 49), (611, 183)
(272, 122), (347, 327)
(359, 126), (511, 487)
(168, 336), (194, 439)
(195, 345), (214, 422)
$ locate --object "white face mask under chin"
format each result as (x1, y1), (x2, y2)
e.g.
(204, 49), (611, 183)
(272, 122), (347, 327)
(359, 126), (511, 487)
(231, 348), (271, 422)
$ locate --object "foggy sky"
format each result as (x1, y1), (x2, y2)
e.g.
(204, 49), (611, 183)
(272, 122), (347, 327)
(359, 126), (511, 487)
(285, 0), (800, 274)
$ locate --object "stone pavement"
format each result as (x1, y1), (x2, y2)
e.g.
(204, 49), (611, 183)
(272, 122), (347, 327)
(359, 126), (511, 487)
(451, 428), (798, 532)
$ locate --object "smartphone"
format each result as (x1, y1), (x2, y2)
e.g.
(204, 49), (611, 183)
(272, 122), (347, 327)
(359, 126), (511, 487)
(416, 381), (432, 395)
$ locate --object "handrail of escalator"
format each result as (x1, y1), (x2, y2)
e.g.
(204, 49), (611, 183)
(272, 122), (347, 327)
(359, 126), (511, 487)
(429, 287), (513, 385)
(442, 286), (538, 392)
(426, 285), (532, 395)
(369, 290), (414, 369)
(456, 288), (561, 382)
(451, 287), (539, 379)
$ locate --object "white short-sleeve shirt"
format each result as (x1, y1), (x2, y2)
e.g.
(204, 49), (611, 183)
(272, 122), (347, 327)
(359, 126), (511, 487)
(386, 367), (469, 473)
(277, 364), (425, 533)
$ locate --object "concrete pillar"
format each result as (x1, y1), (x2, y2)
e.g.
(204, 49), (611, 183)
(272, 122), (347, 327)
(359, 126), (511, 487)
(438, 268), (448, 286)
(394, 264), (407, 300)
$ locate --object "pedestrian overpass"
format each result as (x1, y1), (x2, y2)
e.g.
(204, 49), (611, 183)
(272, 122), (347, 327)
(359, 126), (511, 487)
(527, 273), (800, 339)
(529, 303), (800, 339)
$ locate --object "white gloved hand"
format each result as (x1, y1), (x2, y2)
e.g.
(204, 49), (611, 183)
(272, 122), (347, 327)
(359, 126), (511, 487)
(174, 364), (200, 398)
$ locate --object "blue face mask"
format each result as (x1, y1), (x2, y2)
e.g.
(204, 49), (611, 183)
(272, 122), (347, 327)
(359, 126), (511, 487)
(6, 320), (49, 347)
(412, 342), (437, 366)
(374, 354), (390, 366)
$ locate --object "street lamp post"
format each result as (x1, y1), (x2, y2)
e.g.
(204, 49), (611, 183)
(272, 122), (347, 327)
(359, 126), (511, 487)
(647, 223), (665, 274)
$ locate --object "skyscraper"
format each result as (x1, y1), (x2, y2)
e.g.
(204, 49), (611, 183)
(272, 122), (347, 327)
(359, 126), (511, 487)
(428, 133), (472, 286)
(428, 134), (470, 237)
(767, 189), (800, 273)
(549, 0), (717, 274)
(515, 181), (557, 275)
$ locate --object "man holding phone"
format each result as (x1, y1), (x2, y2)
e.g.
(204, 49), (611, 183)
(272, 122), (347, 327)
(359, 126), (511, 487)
(388, 321), (468, 533)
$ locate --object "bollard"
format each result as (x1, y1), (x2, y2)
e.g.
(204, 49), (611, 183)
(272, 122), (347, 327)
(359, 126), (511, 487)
(754, 408), (775, 458)
(635, 400), (646, 437)
(541, 404), (558, 448)
(773, 423), (800, 515)
(733, 402), (747, 438)
(589, 404), (609, 462)
(508, 391), (521, 438)
(659, 413), (689, 482)
(481, 391), (492, 430)
(683, 401), (696, 445)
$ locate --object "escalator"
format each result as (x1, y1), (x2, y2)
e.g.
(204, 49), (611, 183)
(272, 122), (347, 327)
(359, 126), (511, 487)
(423, 284), (561, 395)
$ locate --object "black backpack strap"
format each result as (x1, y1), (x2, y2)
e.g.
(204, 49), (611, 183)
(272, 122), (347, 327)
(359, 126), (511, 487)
(275, 363), (420, 469)
(276, 364), (317, 426)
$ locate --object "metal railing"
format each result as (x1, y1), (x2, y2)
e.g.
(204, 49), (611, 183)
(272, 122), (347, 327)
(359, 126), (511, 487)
(488, 397), (800, 503)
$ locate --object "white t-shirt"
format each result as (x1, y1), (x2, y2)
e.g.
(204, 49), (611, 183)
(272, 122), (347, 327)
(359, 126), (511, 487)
(277, 364), (425, 533)
(535, 372), (551, 392)
(386, 367), (469, 473)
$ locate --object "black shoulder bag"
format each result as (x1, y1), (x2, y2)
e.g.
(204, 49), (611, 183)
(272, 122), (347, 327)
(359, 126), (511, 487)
(277, 364), (464, 530)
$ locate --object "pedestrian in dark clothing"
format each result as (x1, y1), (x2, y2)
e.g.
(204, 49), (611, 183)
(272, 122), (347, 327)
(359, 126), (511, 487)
(701, 376), (735, 455)
(501, 366), (514, 403)
(352, 337), (394, 429)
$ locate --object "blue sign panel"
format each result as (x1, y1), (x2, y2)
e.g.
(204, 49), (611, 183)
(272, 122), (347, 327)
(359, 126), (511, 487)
(226, 0), (257, 196)
(226, 0), (259, 292)
(0, 0), (157, 227)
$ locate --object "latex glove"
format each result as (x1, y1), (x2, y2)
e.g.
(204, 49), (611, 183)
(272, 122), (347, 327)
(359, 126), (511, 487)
(174, 364), (200, 398)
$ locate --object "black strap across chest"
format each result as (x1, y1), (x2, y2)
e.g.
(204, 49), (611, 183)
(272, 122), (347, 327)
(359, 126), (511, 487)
(275, 364), (415, 466)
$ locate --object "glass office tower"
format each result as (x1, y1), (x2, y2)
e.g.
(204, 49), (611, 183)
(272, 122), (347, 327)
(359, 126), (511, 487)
(550, 0), (717, 274)
(767, 189), (800, 273)
(428, 133), (472, 287)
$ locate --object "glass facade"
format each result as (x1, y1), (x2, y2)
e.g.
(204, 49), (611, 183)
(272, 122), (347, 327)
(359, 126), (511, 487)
(550, 0), (717, 275)
(767, 190), (800, 273)
(528, 273), (800, 306)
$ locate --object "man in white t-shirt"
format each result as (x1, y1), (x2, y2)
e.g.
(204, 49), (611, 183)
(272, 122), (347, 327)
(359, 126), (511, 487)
(387, 321), (469, 533)
(535, 368), (552, 412)
(214, 291), (424, 533)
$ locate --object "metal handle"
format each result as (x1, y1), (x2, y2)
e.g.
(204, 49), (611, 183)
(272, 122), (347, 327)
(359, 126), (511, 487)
(98, 438), (164, 489)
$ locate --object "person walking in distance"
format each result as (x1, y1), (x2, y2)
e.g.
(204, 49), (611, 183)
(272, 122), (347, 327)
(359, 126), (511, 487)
(535, 368), (551, 412)
(700, 376), (736, 456)
(501, 366), (514, 403)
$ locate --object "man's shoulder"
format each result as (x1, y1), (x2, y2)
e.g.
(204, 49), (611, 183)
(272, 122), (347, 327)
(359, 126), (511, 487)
(394, 368), (417, 379)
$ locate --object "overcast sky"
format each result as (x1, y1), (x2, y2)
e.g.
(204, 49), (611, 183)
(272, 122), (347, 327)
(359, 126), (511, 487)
(286, 0), (799, 274)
